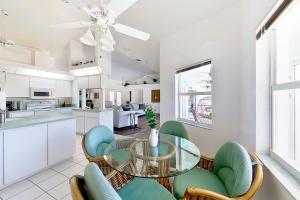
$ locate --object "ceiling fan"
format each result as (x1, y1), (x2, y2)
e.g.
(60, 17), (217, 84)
(50, 0), (150, 52)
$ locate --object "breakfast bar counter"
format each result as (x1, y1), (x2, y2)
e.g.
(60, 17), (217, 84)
(0, 113), (75, 131)
(0, 113), (76, 188)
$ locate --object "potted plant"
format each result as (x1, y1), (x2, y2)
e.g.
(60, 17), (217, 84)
(145, 105), (158, 147)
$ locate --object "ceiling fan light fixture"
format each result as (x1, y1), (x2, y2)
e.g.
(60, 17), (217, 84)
(80, 28), (97, 46)
(101, 44), (114, 52)
(100, 37), (115, 47)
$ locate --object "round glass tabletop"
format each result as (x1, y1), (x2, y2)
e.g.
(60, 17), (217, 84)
(104, 133), (201, 178)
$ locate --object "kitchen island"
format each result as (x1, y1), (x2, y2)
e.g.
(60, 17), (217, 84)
(0, 113), (76, 188)
(73, 108), (113, 134)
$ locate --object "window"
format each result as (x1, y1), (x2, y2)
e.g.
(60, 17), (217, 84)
(109, 91), (122, 106)
(116, 92), (122, 106)
(271, 1), (300, 169)
(176, 60), (212, 128)
(109, 91), (115, 105)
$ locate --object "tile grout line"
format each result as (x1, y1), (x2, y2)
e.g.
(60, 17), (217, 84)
(2, 181), (35, 200)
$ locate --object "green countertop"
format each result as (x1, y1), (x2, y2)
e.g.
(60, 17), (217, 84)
(0, 113), (75, 131)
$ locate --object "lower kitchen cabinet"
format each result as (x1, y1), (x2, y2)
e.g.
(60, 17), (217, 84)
(74, 110), (113, 134)
(3, 124), (48, 184)
(84, 116), (99, 133)
(0, 117), (76, 187)
(48, 119), (76, 165)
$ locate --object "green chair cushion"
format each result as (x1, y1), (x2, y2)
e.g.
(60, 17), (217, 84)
(118, 178), (176, 200)
(173, 168), (228, 199)
(97, 142), (131, 164)
(84, 163), (121, 200)
(96, 143), (110, 156)
(85, 126), (115, 157)
(160, 121), (189, 139)
(111, 150), (131, 164)
(214, 141), (252, 197)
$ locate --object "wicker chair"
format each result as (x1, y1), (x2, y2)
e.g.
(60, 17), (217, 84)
(82, 126), (117, 176)
(82, 135), (113, 176)
(182, 153), (263, 200)
(70, 163), (176, 200)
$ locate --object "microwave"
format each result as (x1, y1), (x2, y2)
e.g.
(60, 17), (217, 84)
(30, 88), (54, 99)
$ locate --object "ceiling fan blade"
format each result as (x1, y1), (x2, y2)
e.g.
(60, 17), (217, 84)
(107, 0), (139, 17)
(113, 23), (150, 41)
(49, 21), (91, 30)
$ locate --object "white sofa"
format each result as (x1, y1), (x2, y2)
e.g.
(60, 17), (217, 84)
(113, 104), (145, 128)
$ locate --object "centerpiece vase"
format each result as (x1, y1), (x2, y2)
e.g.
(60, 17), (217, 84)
(149, 128), (159, 147)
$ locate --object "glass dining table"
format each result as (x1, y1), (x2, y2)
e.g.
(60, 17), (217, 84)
(103, 132), (201, 182)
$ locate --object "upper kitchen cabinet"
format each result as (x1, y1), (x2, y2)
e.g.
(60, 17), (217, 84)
(77, 75), (101, 89)
(30, 77), (55, 89)
(77, 76), (89, 89)
(55, 80), (72, 98)
(88, 75), (101, 88)
(6, 74), (30, 97)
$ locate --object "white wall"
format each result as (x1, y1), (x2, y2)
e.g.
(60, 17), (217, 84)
(160, 4), (241, 156)
(0, 47), (69, 71)
(160, 0), (295, 199)
(0, 48), (33, 65)
(123, 84), (160, 113)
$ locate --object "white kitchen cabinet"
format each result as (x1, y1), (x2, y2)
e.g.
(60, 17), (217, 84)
(74, 111), (85, 134)
(55, 80), (65, 97)
(76, 117), (85, 134)
(99, 111), (113, 132)
(88, 75), (101, 88)
(48, 119), (76, 165)
(0, 132), (3, 187)
(85, 115), (99, 133)
(55, 80), (72, 98)
(74, 110), (113, 134)
(77, 76), (89, 89)
(30, 77), (55, 89)
(64, 80), (72, 97)
(6, 74), (30, 97)
(4, 124), (47, 184)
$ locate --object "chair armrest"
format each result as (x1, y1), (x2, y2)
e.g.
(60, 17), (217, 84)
(70, 176), (86, 200)
(183, 187), (232, 200)
(198, 155), (215, 172)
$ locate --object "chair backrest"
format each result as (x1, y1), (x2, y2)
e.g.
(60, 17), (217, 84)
(160, 120), (189, 139)
(84, 163), (121, 200)
(84, 125), (115, 157)
(213, 141), (252, 197)
(242, 153), (263, 199)
(70, 163), (122, 200)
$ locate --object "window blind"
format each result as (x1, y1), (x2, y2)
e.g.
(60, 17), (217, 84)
(256, 0), (293, 40)
(176, 60), (211, 74)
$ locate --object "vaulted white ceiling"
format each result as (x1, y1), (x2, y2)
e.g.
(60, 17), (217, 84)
(0, 0), (239, 76)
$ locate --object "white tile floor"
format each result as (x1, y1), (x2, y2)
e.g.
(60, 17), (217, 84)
(0, 135), (87, 200)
